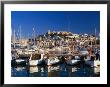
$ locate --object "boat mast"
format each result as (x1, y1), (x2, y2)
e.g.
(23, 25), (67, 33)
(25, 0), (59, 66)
(95, 27), (96, 38)
(13, 29), (16, 49)
(33, 27), (35, 46)
(19, 25), (21, 45)
(95, 27), (96, 45)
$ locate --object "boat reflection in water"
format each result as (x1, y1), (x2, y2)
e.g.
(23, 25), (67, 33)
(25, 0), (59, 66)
(11, 63), (100, 77)
(11, 67), (29, 77)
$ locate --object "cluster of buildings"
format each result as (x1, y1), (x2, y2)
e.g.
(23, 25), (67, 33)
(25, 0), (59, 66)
(29, 30), (99, 48)
(11, 30), (100, 57)
(11, 30), (100, 67)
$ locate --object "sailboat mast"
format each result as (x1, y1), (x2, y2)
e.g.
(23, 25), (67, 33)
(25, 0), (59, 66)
(14, 29), (16, 49)
(33, 27), (35, 45)
(95, 27), (96, 37)
(19, 26), (21, 43)
(95, 27), (96, 45)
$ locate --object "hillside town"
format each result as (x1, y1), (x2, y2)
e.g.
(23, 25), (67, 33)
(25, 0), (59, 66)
(11, 29), (100, 67)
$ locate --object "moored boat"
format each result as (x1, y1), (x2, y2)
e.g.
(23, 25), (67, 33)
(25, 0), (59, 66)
(29, 59), (43, 66)
(65, 56), (81, 65)
(45, 56), (60, 66)
(11, 54), (29, 66)
(85, 59), (100, 67)
(85, 50), (100, 67)
(29, 53), (44, 66)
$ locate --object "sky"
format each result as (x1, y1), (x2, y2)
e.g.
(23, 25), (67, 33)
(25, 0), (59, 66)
(11, 11), (100, 38)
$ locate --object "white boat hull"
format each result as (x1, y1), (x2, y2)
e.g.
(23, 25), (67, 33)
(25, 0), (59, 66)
(14, 59), (26, 65)
(29, 60), (42, 66)
(15, 59), (25, 63)
(66, 59), (80, 65)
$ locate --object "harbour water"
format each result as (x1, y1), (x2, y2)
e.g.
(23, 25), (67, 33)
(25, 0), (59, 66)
(11, 62), (100, 77)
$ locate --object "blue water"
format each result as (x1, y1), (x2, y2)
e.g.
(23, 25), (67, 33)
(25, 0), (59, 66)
(11, 63), (100, 77)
